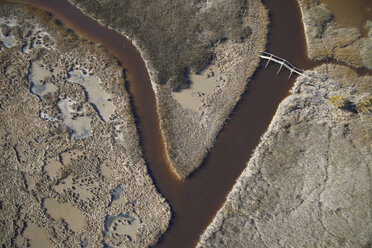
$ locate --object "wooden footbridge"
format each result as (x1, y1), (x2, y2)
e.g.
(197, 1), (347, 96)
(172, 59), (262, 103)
(260, 52), (307, 79)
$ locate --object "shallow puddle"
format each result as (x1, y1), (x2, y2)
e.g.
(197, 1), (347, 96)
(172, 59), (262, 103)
(40, 112), (58, 122)
(28, 61), (94, 139)
(110, 184), (125, 205)
(68, 69), (115, 122)
(58, 97), (92, 138)
(70, 116), (91, 138)
(16, 222), (52, 247)
(60, 148), (85, 165)
(24, 173), (36, 191)
(44, 197), (85, 233)
(172, 65), (224, 111)
(44, 156), (62, 178)
(28, 60), (58, 100)
(54, 174), (97, 202)
(0, 28), (17, 48)
(105, 213), (140, 242)
(28, 60), (50, 84)
(100, 160), (114, 179)
(31, 82), (57, 99)
(20, 23), (55, 53)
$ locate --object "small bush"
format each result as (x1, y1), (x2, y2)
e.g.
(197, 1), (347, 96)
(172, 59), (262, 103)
(356, 96), (372, 114)
(330, 95), (347, 108)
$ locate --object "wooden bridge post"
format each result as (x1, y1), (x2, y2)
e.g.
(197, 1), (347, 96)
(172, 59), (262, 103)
(277, 62), (284, 74)
(288, 69), (293, 79)
(265, 55), (272, 68)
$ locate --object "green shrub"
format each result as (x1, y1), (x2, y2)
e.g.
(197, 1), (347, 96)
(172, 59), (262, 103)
(356, 96), (372, 114)
(330, 95), (347, 108)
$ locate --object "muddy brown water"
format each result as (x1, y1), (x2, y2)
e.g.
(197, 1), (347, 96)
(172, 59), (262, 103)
(320, 0), (372, 36)
(16, 0), (338, 247)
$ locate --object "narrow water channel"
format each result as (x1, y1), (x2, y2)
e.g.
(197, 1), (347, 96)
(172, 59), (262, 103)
(22, 0), (313, 247)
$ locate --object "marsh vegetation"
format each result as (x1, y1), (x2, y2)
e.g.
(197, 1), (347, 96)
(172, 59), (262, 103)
(71, 0), (253, 90)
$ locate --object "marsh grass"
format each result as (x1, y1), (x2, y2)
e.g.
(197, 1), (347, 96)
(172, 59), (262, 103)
(70, 0), (253, 90)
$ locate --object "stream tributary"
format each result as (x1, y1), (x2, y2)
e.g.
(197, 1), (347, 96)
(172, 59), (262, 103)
(22, 0), (315, 247)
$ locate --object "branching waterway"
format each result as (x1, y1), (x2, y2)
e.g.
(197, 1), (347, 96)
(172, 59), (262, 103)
(21, 0), (314, 247)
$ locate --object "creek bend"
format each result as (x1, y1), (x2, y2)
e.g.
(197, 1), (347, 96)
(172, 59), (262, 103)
(21, 0), (313, 247)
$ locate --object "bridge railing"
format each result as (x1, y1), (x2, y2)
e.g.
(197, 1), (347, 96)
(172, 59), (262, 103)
(260, 52), (307, 78)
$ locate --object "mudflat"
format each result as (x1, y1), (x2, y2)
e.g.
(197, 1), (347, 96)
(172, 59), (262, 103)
(0, 2), (170, 247)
